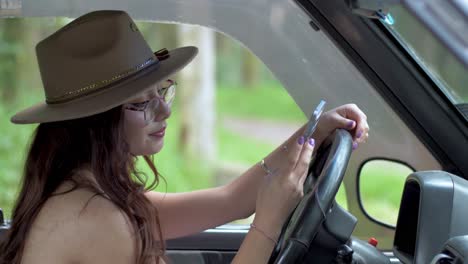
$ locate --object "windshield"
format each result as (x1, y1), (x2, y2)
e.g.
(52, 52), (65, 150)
(383, 5), (468, 118)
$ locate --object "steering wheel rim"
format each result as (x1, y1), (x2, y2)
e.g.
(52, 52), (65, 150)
(268, 129), (353, 264)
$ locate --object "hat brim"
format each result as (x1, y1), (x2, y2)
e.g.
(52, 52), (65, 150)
(11, 46), (198, 124)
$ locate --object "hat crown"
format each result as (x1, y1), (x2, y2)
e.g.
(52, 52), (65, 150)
(36, 10), (157, 103)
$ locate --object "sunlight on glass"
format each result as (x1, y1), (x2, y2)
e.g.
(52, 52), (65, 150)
(380, 12), (394, 25)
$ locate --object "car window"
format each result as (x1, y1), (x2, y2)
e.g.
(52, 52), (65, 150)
(384, 6), (468, 118)
(0, 18), (351, 224)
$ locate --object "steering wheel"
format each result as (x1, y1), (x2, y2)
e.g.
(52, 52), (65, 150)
(268, 129), (353, 264)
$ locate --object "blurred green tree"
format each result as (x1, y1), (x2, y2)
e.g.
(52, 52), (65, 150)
(0, 18), (24, 103)
(242, 50), (259, 89)
(177, 25), (217, 169)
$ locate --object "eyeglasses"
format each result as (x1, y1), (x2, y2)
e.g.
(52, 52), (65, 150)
(124, 79), (176, 124)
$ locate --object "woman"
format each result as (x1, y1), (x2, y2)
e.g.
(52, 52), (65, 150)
(0, 10), (369, 264)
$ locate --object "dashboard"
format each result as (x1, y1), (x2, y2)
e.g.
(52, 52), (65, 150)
(393, 171), (468, 263)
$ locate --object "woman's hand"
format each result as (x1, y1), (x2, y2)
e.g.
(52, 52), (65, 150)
(229, 103), (369, 241)
(263, 104), (369, 176)
(232, 137), (315, 263)
(253, 136), (315, 240)
(315, 103), (369, 150)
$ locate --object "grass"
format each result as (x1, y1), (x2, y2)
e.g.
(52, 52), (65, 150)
(0, 82), (407, 226)
(217, 125), (275, 164)
(359, 160), (410, 225)
(217, 83), (306, 122)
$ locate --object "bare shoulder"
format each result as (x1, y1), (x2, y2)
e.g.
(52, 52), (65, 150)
(22, 181), (136, 264)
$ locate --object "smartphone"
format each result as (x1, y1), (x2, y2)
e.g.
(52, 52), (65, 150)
(302, 100), (326, 139)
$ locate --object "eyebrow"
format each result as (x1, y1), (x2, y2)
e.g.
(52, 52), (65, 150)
(126, 86), (158, 104)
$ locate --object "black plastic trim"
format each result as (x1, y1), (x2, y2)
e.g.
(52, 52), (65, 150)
(295, 0), (467, 177)
(365, 19), (468, 132)
(166, 228), (246, 251)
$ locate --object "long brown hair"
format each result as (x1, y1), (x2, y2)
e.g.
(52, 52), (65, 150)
(0, 106), (165, 264)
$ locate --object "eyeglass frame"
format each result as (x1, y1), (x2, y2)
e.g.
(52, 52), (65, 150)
(123, 79), (176, 124)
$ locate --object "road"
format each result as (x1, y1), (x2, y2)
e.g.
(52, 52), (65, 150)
(222, 116), (302, 145)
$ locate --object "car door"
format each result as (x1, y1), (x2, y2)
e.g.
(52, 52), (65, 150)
(152, 0), (467, 261)
(1, 0), (466, 263)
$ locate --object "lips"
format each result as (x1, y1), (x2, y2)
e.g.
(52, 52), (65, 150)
(149, 127), (166, 137)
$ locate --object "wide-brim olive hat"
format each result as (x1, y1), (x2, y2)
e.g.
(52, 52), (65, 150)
(11, 10), (198, 124)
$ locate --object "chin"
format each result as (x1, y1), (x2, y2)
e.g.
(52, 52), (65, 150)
(131, 136), (165, 156)
(147, 139), (164, 155)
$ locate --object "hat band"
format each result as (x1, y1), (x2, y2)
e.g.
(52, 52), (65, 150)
(46, 57), (159, 104)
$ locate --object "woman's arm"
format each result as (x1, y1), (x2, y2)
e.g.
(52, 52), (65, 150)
(231, 226), (277, 264)
(147, 104), (369, 240)
(145, 125), (308, 240)
(146, 186), (237, 239)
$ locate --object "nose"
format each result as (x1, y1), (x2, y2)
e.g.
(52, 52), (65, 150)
(154, 98), (171, 122)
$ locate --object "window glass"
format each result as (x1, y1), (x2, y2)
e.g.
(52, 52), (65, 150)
(385, 6), (468, 117)
(0, 18), (351, 225)
(359, 159), (413, 226)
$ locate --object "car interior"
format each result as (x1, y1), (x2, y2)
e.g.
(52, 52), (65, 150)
(0, 0), (467, 263)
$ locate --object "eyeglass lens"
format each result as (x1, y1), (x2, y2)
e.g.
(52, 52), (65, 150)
(143, 82), (176, 124)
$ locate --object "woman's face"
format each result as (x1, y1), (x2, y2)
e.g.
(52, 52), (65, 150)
(122, 80), (173, 156)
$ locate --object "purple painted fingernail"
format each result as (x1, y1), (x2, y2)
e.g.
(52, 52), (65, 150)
(352, 142), (358, 150)
(357, 130), (363, 138)
(298, 136), (305, 145)
(309, 138), (315, 147)
(347, 120), (355, 128)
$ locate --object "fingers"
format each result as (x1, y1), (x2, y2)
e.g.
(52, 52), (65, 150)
(333, 114), (357, 131)
(353, 117), (369, 142)
(264, 135), (311, 182)
(352, 119), (369, 150)
(285, 136), (307, 170)
(295, 137), (315, 188)
(339, 104), (369, 149)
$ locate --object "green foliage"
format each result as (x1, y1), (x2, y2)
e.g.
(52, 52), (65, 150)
(217, 125), (274, 164)
(217, 83), (306, 122)
(359, 160), (410, 225)
(0, 95), (38, 219)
